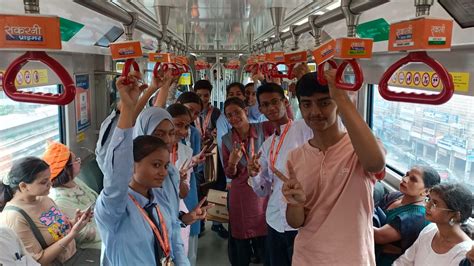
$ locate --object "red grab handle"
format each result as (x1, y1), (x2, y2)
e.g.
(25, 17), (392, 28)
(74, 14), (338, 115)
(269, 62), (290, 79)
(335, 59), (364, 91)
(378, 51), (454, 105)
(153, 62), (180, 79)
(3, 51), (76, 105)
(317, 60), (338, 85)
(121, 58), (140, 85)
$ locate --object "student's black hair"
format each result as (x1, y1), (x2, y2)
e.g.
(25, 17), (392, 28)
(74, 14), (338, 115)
(224, 97), (246, 113)
(244, 82), (255, 90)
(176, 91), (203, 110)
(133, 135), (169, 163)
(0, 157), (50, 211)
(296, 72), (329, 101)
(167, 103), (192, 119)
(193, 80), (213, 93)
(430, 183), (473, 236)
(256, 82), (285, 105)
(52, 156), (74, 188)
(226, 82), (245, 96)
(415, 165), (441, 189)
(295, 72), (329, 102)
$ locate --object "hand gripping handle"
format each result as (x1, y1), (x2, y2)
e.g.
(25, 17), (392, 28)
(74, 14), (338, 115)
(3, 51), (76, 105)
(335, 59), (364, 91)
(317, 59), (338, 85)
(269, 62), (290, 79)
(378, 51), (454, 105)
(153, 62), (181, 80)
(121, 58), (140, 85)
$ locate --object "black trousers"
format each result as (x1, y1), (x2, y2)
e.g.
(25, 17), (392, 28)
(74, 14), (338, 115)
(265, 225), (297, 266)
(228, 231), (266, 266)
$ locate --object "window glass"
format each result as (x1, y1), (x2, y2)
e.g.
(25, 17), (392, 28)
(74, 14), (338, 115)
(372, 85), (474, 191)
(0, 85), (61, 180)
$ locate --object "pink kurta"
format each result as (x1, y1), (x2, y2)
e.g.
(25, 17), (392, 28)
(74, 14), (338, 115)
(287, 134), (381, 266)
(222, 124), (268, 239)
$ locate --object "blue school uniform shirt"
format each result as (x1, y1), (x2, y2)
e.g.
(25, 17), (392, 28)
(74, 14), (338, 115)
(184, 126), (201, 236)
(95, 128), (189, 266)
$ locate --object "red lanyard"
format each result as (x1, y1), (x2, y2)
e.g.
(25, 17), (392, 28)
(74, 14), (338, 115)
(128, 194), (170, 258)
(241, 137), (255, 163)
(171, 144), (178, 165)
(195, 106), (213, 137)
(269, 121), (292, 170)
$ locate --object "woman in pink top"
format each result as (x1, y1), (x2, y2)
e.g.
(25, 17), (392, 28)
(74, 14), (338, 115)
(274, 71), (386, 265)
(222, 97), (268, 266)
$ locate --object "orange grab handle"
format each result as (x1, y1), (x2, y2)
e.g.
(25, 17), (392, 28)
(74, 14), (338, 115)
(121, 58), (140, 85)
(3, 51), (76, 105)
(378, 51), (454, 105)
(317, 59), (338, 86)
(335, 59), (364, 91)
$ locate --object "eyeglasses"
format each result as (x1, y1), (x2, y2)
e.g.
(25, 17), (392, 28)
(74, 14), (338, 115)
(260, 98), (284, 109)
(68, 157), (81, 166)
(424, 197), (454, 212)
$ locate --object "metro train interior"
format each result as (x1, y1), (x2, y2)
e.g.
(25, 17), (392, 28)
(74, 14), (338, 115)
(1, 0), (474, 265)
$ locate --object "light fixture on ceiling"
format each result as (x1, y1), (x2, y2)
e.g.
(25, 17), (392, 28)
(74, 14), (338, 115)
(326, 0), (341, 11)
(295, 17), (308, 26)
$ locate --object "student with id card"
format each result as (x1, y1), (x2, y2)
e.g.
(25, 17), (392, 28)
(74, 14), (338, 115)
(0, 227), (39, 266)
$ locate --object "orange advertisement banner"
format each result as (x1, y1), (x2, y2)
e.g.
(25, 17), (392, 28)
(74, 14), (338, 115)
(257, 55), (266, 63)
(265, 52), (285, 63)
(173, 55), (189, 65)
(388, 17), (453, 51)
(247, 56), (257, 65)
(148, 52), (172, 63)
(335, 37), (373, 59)
(312, 39), (336, 65)
(284, 51), (308, 65)
(0, 14), (61, 50)
(110, 41), (142, 60)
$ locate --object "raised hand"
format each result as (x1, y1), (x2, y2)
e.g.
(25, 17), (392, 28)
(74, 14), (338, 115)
(116, 76), (141, 108)
(152, 68), (173, 89)
(293, 62), (310, 80)
(192, 144), (216, 165)
(247, 151), (262, 177)
(229, 142), (244, 166)
(273, 167), (306, 207)
(324, 69), (348, 102)
(181, 197), (215, 225)
(179, 159), (195, 182)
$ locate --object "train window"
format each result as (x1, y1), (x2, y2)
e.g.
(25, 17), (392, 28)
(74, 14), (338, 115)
(0, 85), (62, 180)
(370, 84), (474, 191)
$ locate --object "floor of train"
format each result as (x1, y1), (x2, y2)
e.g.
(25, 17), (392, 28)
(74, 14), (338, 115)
(197, 222), (263, 266)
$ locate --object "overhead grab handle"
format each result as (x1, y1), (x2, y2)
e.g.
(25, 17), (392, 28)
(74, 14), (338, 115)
(378, 51), (454, 105)
(3, 51), (76, 105)
(153, 62), (180, 79)
(317, 59), (338, 86)
(335, 59), (364, 91)
(120, 58), (141, 85)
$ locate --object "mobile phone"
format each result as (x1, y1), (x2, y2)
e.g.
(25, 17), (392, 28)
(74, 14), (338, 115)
(84, 200), (96, 214)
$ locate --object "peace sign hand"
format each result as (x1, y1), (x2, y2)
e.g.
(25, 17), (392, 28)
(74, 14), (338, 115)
(247, 151), (262, 177)
(192, 145), (216, 164)
(181, 197), (215, 225)
(179, 159), (195, 182)
(229, 142), (244, 166)
(273, 167), (306, 207)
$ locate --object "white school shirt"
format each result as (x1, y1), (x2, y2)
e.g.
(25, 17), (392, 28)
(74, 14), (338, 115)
(0, 227), (39, 266)
(394, 223), (472, 266)
(251, 119), (313, 233)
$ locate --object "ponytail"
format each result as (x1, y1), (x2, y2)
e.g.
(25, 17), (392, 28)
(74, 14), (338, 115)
(0, 157), (49, 211)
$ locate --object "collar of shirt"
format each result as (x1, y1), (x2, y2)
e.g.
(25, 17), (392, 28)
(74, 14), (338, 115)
(231, 124), (258, 143)
(128, 188), (160, 209)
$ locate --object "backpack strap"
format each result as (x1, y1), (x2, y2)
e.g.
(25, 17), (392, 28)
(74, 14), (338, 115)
(3, 205), (48, 249)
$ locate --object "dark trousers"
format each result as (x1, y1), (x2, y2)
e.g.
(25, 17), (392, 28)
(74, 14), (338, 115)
(265, 225), (297, 266)
(228, 230), (266, 266)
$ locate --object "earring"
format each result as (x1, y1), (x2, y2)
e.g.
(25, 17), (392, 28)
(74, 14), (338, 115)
(449, 218), (455, 226)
